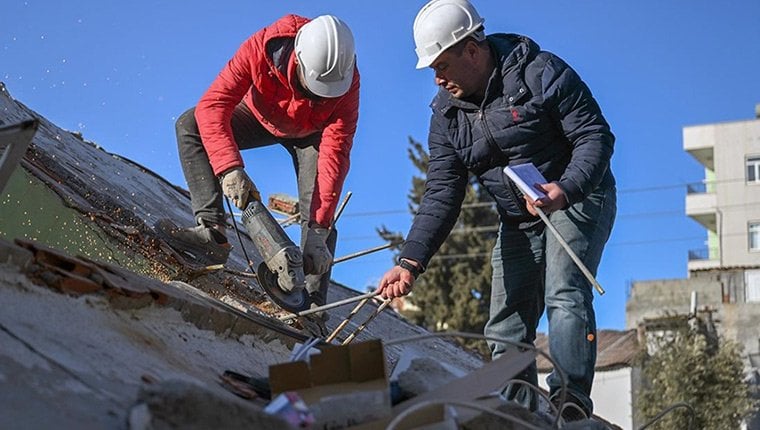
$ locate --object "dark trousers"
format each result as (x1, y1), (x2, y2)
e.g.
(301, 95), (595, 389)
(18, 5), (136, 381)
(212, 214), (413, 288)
(175, 102), (335, 300)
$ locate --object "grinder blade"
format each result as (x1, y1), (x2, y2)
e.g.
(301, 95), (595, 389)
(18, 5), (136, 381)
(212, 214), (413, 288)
(257, 262), (310, 313)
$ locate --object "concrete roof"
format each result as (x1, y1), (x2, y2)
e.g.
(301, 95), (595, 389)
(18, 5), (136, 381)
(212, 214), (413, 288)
(0, 82), (485, 427)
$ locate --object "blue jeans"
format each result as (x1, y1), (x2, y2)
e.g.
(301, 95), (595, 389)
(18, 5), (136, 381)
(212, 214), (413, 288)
(484, 184), (616, 415)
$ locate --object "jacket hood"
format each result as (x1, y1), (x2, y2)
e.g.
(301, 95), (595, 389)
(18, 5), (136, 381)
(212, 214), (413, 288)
(260, 14), (310, 88)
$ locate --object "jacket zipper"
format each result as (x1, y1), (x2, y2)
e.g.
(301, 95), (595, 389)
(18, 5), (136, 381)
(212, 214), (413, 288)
(479, 108), (529, 217)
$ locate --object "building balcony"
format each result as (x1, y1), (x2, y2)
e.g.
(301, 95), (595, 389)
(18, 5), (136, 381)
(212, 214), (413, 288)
(683, 125), (715, 170)
(685, 184), (717, 231)
(687, 247), (721, 271)
(686, 181), (717, 195)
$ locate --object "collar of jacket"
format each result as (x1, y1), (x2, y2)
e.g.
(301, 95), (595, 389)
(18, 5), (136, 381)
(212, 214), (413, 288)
(431, 33), (539, 115)
(264, 17), (327, 107)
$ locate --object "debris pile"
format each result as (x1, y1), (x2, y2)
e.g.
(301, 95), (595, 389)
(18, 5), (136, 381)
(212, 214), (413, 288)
(0, 85), (622, 428)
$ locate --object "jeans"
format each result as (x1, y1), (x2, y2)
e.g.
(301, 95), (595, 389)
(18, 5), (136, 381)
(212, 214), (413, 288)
(484, 184), (616, 415)
(175, 102), (335, 299)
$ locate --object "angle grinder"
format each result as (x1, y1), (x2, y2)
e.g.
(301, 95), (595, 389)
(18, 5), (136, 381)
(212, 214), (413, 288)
(241, 199), (310, 312)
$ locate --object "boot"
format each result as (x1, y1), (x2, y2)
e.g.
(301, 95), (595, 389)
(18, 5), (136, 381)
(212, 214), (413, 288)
(550, 393), (590, 423)
(154, 218), (231, 266)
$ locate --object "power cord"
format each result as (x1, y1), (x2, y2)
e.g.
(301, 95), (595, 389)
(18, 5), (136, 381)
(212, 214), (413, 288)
(637, 402), (695, 430)
(390, 332), (697, 429)
(386, 399), (545, 430)
(224, 196), (255, 272)
(504, 378), (559, 415)
(385, 331), (568, 429)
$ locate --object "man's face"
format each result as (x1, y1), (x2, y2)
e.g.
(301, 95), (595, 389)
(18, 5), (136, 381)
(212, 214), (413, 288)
(295, 63), (322, 101)
(429, 42), (479, 99)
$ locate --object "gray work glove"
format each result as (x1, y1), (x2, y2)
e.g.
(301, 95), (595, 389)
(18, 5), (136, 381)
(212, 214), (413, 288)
(303, 226), (333, 276)
(220, 168), (259, 209)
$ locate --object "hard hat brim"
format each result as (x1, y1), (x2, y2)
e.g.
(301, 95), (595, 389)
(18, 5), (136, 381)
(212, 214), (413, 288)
(416, 54), (438, 69)
(302, 71), (353, 98)
(414, 23), (485, 70)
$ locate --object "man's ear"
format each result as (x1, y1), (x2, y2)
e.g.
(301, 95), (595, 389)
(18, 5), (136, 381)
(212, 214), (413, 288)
(464, 40), (480, 62)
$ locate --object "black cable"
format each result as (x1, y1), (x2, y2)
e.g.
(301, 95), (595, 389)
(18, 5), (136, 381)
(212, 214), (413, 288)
(387, 399), (545, 430)
(225, 196), (255, 273)
(385, 331), (569, 429)
(637, 402), (696, 430)
(503, 379), (559, 415)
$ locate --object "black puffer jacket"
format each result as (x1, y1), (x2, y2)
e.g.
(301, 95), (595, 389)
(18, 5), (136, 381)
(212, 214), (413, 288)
(399, 34), (615, 268)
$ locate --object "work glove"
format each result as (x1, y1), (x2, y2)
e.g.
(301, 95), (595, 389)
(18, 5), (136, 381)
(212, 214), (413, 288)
(220, 168), (260, 209)
(303, 226), (333, 276)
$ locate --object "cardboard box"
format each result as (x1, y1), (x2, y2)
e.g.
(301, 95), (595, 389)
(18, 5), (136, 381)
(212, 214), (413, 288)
(269, 339), (390, 429)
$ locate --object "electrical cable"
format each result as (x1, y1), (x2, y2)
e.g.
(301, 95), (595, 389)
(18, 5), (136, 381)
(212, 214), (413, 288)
(337, 178), (759, 221)
(336, 228), (752, 258)
(224, 196), (255, 272)
(385, 331), (569, 429)
(386, 399), (545, 430)
(291, 337), (321, 362)
(636, 402), (695, 430)
(342, 202), (497, 218)
(503, 379), (559, 415)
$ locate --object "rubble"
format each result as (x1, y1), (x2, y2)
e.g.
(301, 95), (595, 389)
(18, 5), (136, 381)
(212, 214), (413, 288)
(129, 379), (289, 430)
(0, 84), (627, 429)
(396, 357), (459, 400)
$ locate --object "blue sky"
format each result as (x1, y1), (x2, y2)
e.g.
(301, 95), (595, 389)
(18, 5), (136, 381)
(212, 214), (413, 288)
(3, 1), (760, 330)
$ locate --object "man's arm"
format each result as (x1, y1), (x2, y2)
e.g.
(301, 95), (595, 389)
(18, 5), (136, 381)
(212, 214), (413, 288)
(398, 114), (469, 270)
(378, 114), (468, 298)
(309, 69), (360, 227)
(195, 36), (258, 176)
(541, 54), (615, 205)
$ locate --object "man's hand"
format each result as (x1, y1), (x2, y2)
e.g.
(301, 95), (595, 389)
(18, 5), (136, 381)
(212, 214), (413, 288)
(303, 226), (333, 275)
(221, 168), (259, 209)
(376, 260), (419, 299)
(525, 181), (567, 216)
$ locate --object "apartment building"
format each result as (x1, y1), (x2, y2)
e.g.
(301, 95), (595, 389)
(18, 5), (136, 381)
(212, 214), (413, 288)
(684, 104), (760, 274)
(628, 105), (760, 365)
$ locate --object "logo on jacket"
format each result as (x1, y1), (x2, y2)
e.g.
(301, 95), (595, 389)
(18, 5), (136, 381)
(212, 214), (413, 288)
(511, 108), (522, 123)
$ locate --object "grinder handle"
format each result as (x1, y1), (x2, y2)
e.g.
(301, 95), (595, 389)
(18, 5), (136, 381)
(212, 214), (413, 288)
(249, 188), (262, 205)
(303, 256), (315, 274)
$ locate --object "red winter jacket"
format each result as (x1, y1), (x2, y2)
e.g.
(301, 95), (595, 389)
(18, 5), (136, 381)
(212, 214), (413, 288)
(195, 14), (360, 226)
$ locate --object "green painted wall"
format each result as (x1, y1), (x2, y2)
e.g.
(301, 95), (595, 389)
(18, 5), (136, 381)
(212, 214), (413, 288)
(705, 168), (716, 193)
(708, 229), (720, 261)
(0, 168), (153, 275)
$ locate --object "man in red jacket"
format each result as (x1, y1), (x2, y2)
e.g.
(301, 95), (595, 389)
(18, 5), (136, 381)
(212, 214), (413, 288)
(157, 14), (360, 311)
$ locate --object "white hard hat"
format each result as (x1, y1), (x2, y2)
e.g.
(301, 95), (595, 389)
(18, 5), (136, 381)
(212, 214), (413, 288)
(413, 0), (486, 69)
(295, 15), (356, 98)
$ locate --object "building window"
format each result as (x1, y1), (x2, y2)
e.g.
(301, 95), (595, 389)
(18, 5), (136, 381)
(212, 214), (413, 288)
(751, 222), (760, 252)
(748, 155), (760, 183)
(746, 270), (760, 303)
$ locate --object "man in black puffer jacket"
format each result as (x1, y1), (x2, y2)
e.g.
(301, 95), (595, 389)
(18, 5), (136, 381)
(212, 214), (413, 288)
(377, 0), (616, 422)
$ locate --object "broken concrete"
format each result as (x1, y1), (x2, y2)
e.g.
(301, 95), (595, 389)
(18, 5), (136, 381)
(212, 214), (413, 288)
(396, 357), (459, 400)
(5, 83), (625, 428)
(0, 261), (293, 429)
(0, 234), (484, 428)
(129, 379), (289, 430)
(0, 83), (487, 375)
